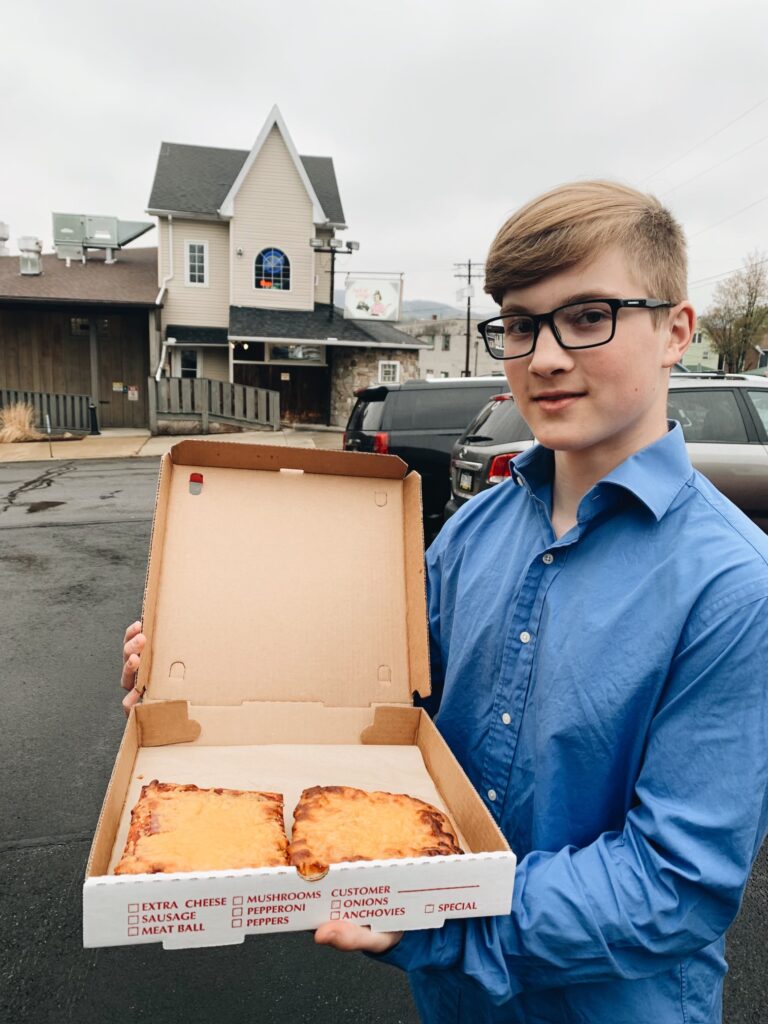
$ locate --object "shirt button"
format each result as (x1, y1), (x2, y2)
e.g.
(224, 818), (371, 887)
(542, 553), (554, 564)
(501, 712), (511, 725)
(487, 789), (497, 802)
(520, 631), (531, 644)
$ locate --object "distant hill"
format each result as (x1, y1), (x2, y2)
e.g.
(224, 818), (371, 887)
(333, 292), (494, 321)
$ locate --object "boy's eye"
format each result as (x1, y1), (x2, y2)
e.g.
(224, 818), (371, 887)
(559, 303), (613, 330)
(505, 317), (534, 336)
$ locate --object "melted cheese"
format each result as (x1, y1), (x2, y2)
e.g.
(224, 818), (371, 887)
(116, 785), (288, 874)
(292, 787), (461, 873)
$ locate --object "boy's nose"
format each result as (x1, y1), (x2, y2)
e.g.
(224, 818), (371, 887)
(528, 321), (574, 374)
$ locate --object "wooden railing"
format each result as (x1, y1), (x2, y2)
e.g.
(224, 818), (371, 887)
(0, 388), (92, 431)
(148, 378), (280, 433)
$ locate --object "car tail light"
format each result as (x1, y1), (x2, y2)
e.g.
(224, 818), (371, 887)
(373, 431), (390, 454)
(487, 452), (521, 484)
(342, 431), (348, 448)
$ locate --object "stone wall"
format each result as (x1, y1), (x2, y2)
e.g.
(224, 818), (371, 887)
(329, 348), (421, 427)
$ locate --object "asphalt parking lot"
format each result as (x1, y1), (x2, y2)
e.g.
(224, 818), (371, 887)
(0, 456), (418, 1024)
(1, 454), (766, 1024)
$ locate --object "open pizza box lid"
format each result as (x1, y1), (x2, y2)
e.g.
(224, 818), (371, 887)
(136, 440), (430, 710)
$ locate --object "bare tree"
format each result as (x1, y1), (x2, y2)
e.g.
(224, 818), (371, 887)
(700, 251), (768, 372)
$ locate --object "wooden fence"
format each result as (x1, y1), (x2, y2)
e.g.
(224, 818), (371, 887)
(148, 378), (280, 433)
(0, 388), (92, 431)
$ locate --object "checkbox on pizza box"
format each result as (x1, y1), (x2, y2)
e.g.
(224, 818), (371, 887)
(128, 915), (139, 925)
(128, 927), (139, 937)
(331, 899), (341, 909)
(232, 906), (243, 917)
(330, 911), (340, 920)
(232, 896), (243, 905)
(231, 919), (243, 928)
(425, 904), (435, 914)
(128, 903), (139, 912)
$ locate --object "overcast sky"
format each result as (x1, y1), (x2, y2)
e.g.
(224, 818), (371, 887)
(2, 0), (767, 316)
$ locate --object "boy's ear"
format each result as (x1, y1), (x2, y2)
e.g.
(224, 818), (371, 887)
(661, 302), (696, 368)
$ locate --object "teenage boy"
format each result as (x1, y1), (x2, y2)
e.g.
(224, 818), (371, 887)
(122, 181), (768, 1023)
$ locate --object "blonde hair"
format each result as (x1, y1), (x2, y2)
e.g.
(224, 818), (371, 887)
(484, 180), (687, 313)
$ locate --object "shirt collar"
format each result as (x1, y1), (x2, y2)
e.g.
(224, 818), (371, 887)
(511, 422), (693, 522)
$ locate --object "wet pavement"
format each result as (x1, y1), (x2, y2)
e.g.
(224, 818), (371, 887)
(0, 456), (766, 1023)
(0, 457), (417, 1024)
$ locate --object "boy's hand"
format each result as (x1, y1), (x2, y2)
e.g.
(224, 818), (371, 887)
(314, 921), (402, 955)
(121, 620), (145, 715)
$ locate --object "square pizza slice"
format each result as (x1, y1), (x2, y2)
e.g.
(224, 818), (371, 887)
(114, 780), (289, 874)
(289, 785), (463, 880)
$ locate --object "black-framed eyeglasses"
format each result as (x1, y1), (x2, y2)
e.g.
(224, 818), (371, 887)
(478, 298), (675, 360)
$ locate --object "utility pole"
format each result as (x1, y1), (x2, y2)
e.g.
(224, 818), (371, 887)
(454, 261), (485, 376)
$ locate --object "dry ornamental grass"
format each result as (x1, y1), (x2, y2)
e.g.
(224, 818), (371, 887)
(0, 403), (44, 443)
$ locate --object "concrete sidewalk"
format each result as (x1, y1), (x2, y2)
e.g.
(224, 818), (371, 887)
(0, 426), (343, 462)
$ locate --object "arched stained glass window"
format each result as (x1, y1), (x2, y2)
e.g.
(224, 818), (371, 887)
(255, 248), (290, 290)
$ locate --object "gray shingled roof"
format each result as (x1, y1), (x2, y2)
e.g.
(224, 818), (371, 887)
(147, 143), (345, 225)
(165, 325), (229, 344)
(229, 305), (429, 349)
(0, 247), (158, 306)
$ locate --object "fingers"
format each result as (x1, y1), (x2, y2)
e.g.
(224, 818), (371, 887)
(122, 686), (141, 718)
(314, 921), (402, 955)
(122, 627), (146, 690)
(121, 652), (141, 690)
(121, 622), (145, 714)
(123, 620), (143, 648)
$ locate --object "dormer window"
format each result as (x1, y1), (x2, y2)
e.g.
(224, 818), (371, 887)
(255, 248), (290, 290)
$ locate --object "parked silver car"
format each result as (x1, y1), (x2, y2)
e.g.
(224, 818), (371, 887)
(445, 374), (768, 532)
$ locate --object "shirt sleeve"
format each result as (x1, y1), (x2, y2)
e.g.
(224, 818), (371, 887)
(413, 536), (446, 718)
(378, 587), (768, 1004)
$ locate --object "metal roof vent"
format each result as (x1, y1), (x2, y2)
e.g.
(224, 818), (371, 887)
(0, 222), (9, 256)
(18, 236), (43, 275)
(53, 212), (153, 264)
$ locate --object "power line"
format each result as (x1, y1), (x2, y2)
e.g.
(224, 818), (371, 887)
(641, 96), (768, 185)
(662, 132), (768, 197)
(689, 193), (768, 239)
(689, 256), (768, 289)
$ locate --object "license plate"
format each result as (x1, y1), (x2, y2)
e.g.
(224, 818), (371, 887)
(459, 470), (473, 493)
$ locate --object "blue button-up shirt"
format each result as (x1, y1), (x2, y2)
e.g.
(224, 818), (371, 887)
(381, 424), (768, 1024)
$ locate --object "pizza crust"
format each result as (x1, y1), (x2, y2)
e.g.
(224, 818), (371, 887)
(289, 785), (463, 880)
(114, 780), (289, 874)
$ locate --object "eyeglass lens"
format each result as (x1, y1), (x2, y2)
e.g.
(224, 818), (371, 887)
(485, 301), (616, 358)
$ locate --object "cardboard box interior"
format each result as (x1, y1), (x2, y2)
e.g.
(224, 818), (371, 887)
(86, 443), (510, 888)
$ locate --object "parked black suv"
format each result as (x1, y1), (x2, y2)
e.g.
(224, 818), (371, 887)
(344, 376), (508, 538)
(445, 374), (768, 531)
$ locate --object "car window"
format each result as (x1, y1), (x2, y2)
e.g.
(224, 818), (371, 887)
(392, 386), (501, 430)
(347, 396), (384, 431)
(460, 397), (534, 444)
(747, 390), (768, 436)
(667, 389), (747, 443)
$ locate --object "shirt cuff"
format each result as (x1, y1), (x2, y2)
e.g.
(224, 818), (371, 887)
(365, 929), (426, 971)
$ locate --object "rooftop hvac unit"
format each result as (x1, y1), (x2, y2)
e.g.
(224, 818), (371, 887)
(52, 212), (153, 263)
(0, 222), (9, 256)
(18, 236), (42, 275)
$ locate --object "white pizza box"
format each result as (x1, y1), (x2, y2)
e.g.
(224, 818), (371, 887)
(83, 441), (516, 949)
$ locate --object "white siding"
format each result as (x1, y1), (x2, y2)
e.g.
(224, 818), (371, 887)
(230, 125), (315, 311)
(159, 219), (230, 327)
(200, 348), (230, 381)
